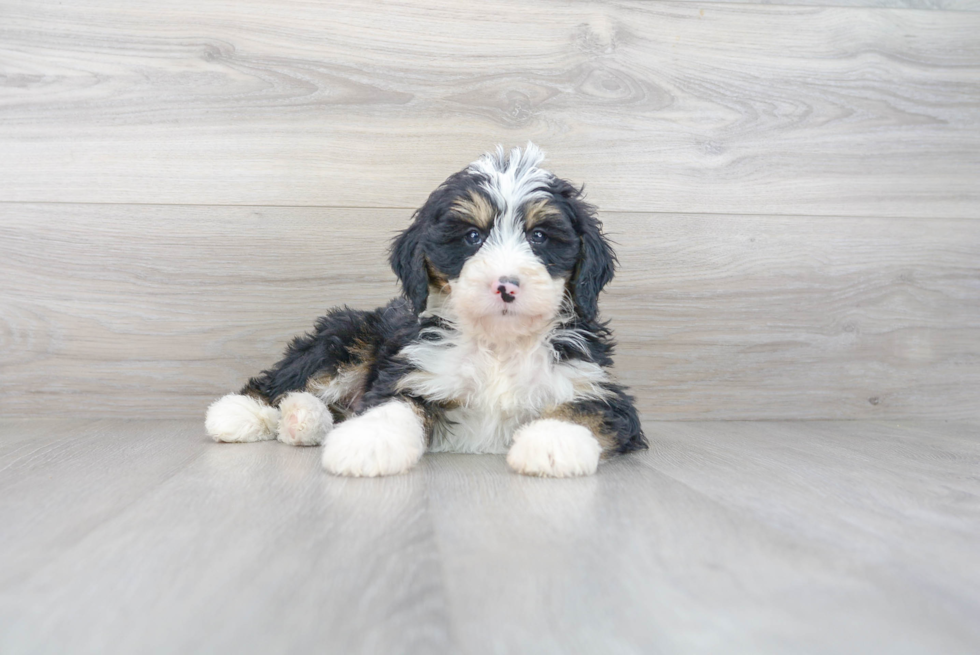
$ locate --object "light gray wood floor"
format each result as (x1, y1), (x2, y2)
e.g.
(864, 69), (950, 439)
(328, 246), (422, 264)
(2, 419), (978, 654)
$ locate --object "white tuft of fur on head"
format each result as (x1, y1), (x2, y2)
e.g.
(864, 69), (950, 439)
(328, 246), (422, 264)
(205, 394), (279, 443)
(321, 400), (426, 477)
(468, 142), (550, 213)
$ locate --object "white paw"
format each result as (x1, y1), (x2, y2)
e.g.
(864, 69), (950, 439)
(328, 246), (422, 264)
(321, 400), (425, 477)
(205, 394), (279, 443)
(277, 391), (333, 446)
(507, 419), (601, 477)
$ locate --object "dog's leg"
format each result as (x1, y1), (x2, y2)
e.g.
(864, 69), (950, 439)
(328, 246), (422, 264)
(321, 399), (427, 477)
(205, 394), (280, 443)
(206, 309), (369, 444)
(210, 306), (382, 442)
(507, 386), (646, 477)
(239, 307), (377, 412)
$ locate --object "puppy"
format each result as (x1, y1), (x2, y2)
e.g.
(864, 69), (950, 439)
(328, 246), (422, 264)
(206, 144), (647, 477)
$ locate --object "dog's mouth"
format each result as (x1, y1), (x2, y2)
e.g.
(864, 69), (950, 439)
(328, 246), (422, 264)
(494, 303), (532, 318)
(491, 306), (552, 323)
(448, 302), (558, 340)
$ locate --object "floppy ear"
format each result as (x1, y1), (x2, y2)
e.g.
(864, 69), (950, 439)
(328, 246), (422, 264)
(390, 169), (475, 315)
(389, 217), (429, 315)
(560, 184), (616, 321)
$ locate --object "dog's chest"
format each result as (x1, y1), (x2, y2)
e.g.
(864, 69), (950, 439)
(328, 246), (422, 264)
(399, 338), (604, 453)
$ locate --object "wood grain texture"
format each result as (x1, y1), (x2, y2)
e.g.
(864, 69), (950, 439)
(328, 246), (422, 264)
(1, 0), (979, 217)
(2, 203), (978, 420)
(0, 419), (451, 654)
(1, 419), (978, 653)
(678, 0), (980, 8)
(424, 420), (980, 654)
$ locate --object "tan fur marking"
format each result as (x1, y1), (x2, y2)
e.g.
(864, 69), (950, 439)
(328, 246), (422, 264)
(523, 199), (561, 228)
(349, 337), (375, 364)
(305, 373), (331, 392)
(306, 353), (373, 419)
(542, 405), (617, 456)
(405, 398), (436, 444)
(425, 257), (451, 294)
(452, 190), (495, 229)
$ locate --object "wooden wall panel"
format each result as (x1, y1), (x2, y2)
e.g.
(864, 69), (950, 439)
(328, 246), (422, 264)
(672, 0), (980, 8)
(2, 203), (977, 420)
(1, 0), (978, 217)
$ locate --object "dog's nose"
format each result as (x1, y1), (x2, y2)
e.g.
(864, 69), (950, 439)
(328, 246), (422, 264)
(493, 276), (520, 304)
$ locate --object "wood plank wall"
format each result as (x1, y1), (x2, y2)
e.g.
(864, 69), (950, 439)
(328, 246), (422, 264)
(1, 0), (978, 420)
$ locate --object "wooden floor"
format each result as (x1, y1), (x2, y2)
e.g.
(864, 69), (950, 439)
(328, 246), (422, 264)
(2, 419), (978, 654)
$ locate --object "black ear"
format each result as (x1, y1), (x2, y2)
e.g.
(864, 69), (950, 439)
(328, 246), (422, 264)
(389, 217), (429, 315)
(558, 183), (616, 321)
(390, 169), (476, 315)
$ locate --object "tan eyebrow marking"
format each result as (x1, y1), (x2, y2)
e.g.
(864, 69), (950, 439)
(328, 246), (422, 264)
(523, 199), (561, 228)
(452, 190), (495, 229)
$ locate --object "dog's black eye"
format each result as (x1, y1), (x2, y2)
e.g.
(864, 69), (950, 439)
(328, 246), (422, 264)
(464, 228), (483, 246)
(529, 229), (547, 244)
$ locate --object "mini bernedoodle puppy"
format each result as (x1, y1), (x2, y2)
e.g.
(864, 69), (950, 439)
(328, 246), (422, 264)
(205, 144), (647, 477)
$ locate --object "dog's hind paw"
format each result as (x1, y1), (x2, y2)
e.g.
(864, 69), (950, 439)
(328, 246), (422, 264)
(277, 391), (332, 446)
(205, 394), (280, 443)
(321, 400), (425, 477)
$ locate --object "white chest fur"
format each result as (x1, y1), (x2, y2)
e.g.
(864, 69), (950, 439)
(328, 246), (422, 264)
(398, 332), (609, 454)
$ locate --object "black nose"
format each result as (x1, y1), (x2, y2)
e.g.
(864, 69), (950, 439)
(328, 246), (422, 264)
(497, 285), (516, 303)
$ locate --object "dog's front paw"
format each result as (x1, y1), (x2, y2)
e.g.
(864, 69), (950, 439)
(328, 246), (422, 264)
(507, 419), (601, 477)
(321, 400), (425, 477)
(277, 391), (332, 446)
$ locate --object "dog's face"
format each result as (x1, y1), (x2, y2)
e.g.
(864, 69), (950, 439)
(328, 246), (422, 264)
(391, 144), (615, 336)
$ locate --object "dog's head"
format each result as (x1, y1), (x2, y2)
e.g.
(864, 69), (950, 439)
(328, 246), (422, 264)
(390, 144), (615, 336)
